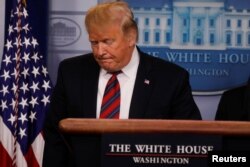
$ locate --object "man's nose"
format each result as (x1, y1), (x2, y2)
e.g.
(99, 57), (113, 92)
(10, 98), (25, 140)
(97, 43), (106, 56)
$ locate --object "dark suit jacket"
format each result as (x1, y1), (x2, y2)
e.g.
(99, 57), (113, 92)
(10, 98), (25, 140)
(43, 49), (201, 167)
(215, 81), (250, 121)
(215, 81), (250, 151)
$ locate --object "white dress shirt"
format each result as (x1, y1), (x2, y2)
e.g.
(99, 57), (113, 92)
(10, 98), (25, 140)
(96, 47), (140, 119)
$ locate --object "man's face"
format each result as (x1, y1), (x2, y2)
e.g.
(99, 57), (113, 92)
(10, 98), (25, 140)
(88, 24), (134, 72)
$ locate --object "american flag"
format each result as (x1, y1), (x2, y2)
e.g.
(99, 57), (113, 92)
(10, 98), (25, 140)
(0, 0), (52, 167)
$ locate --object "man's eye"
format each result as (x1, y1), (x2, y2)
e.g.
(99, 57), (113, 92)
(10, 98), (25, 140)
(90, 41), (98, 46)
(104, 39), (113, 45)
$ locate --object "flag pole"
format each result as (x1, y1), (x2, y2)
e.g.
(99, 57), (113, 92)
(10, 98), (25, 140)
(22, 0), (27, 7)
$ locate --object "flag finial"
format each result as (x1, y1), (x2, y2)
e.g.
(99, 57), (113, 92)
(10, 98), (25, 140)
(22, 0), (27, 7)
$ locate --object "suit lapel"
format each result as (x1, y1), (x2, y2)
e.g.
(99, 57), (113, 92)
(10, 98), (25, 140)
(80, 56), (100, 118)
(129, 51), (153, 118)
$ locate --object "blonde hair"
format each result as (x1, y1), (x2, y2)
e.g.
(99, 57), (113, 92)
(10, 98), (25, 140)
(85, 1), (138, 41)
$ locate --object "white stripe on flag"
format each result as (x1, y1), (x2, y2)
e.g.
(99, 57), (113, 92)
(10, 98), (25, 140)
(0, 116), (14, 159)
(16, 143), (28, 167)
(32, 133), (45, 167)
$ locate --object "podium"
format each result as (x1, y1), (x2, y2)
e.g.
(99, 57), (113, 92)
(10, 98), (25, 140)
(59, 119), (250, 167)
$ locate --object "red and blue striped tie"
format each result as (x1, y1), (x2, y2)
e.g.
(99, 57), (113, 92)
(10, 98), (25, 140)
(100, 71), (121, 119)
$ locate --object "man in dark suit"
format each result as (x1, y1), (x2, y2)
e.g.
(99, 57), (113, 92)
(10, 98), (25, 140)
(215, 80), (250, 121)
(215, 80), (250, 151)
(43, 1), (201, 167)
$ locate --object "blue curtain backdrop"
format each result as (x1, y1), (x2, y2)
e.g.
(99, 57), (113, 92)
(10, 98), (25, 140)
(5, 0), (49, 62)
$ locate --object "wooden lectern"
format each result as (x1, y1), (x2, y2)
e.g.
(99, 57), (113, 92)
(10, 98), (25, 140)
(59, 119), (250, 136)
(59, 119), (250, 167)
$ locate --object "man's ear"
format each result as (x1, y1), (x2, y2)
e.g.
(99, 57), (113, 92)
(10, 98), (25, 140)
(127, 29), (137, 47)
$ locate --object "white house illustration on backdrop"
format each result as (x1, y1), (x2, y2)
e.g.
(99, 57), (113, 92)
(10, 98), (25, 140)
(126, 0), (250, 50)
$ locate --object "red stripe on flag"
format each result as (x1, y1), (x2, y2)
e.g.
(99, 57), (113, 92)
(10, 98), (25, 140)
(0, 143), (13, 167)
(24, 146), (40, 167)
